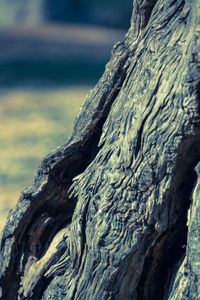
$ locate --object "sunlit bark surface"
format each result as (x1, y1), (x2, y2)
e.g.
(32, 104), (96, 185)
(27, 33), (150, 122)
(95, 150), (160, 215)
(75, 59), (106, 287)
(1, 0), (200, 299)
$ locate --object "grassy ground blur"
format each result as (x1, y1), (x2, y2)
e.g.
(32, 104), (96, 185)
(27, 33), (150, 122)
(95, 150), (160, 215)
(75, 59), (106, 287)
(0, 86), (90, 233)
(0, 23), (124, 234)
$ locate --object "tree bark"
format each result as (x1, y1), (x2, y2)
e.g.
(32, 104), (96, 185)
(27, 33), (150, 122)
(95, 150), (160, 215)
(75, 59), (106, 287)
(1, 0), (200, 299)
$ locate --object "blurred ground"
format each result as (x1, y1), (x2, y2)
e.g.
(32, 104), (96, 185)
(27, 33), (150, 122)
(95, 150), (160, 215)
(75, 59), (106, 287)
(0, 24), (125, 234)
(0, 86), (89, 232)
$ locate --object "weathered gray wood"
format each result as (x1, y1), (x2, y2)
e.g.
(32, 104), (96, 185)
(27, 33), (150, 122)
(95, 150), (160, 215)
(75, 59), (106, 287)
(0, 0), (200, 299)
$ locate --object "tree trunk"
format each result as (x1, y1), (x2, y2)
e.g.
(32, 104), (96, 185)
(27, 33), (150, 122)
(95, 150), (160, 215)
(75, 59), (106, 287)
(1, 0), (200, 299)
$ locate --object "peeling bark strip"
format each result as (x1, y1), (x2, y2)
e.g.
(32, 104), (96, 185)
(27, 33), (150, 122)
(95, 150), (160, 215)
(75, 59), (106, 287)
(1, 0), (200, 299)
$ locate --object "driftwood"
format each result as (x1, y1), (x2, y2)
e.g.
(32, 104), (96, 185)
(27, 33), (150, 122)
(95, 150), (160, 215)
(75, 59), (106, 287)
(1, 0), (200, 299)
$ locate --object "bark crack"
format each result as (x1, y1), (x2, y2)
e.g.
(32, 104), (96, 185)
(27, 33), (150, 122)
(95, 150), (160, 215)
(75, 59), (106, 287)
(137, 134), (200, 300)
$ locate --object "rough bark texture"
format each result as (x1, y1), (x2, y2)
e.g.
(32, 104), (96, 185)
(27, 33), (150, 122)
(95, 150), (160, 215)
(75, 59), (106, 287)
(1, 0), (200, 299)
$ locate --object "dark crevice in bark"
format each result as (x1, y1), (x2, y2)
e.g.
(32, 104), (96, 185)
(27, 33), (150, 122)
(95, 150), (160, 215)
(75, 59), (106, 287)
(71, 284), (78, 300)
(0, 49), (128, 300)
(137, 228), (188, 300)
(135, 76), (160, 159)
(139, 0), (158, 30)
(135, 117), (148, 159)
(79, 197), (90, 269)
(137, 133), (200, 300)
(30, 277), (52, 300)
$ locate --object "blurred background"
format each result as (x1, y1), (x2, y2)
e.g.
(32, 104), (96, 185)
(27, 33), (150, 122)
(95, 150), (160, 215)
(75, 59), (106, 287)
(0, 0), (132, 232)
